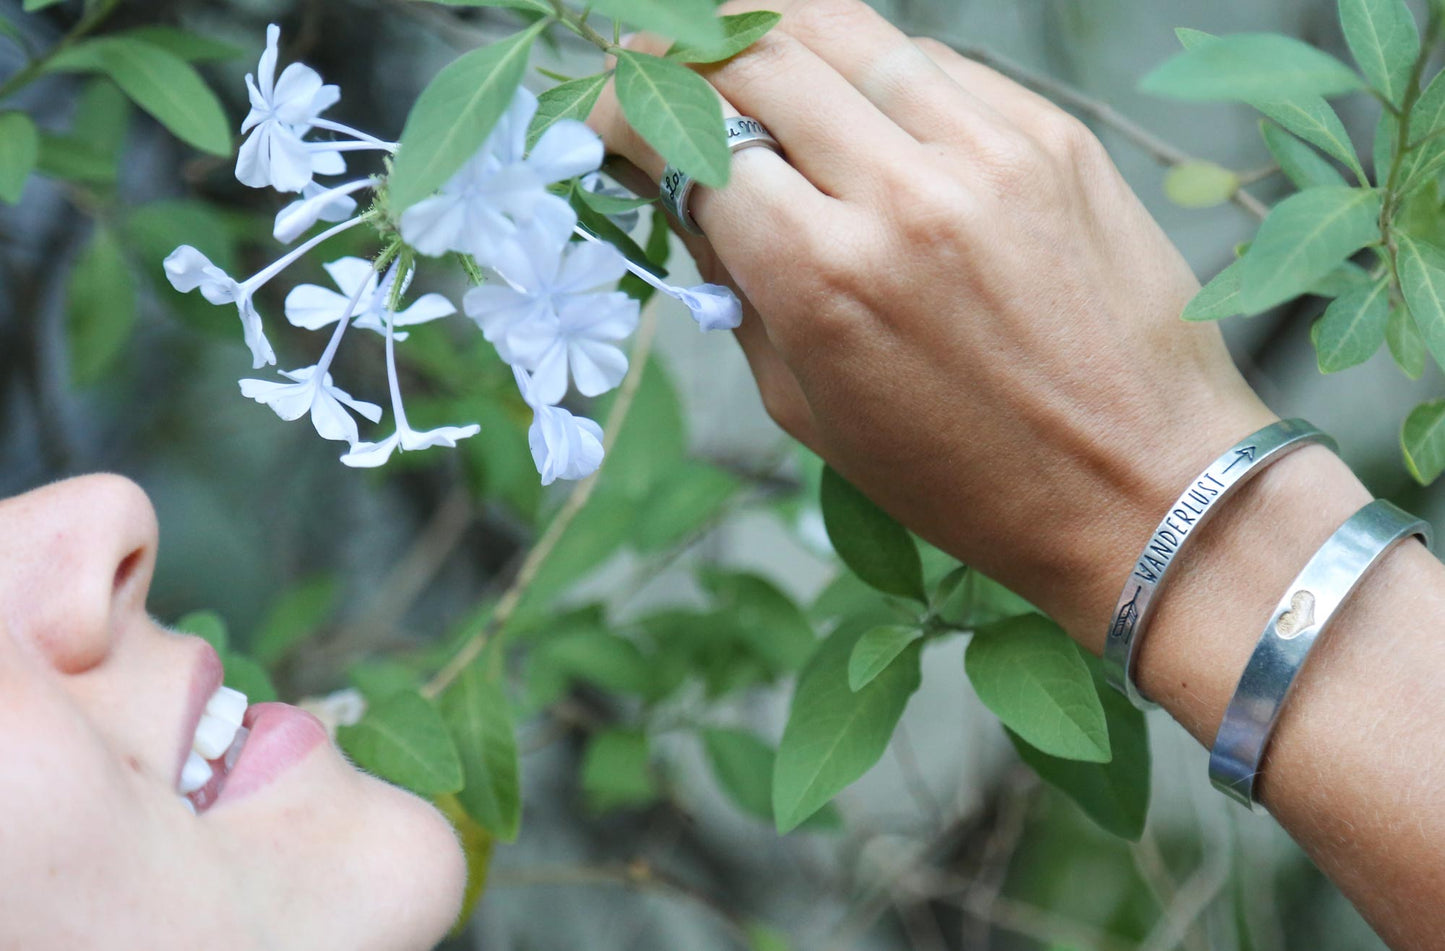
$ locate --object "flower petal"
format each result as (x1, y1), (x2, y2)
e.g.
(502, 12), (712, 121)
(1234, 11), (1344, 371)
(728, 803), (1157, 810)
(555, 240), (627, 294)
(675, 282), (742, 332)
(529, 404), (604, 485)
(308, 388), (360, 444)
(284, 283), (352, 329)
(399, 423), (481, 452)
(239, 376), (311, 421)
(399, 194), (469, 257)
(393, 293), (457, 327)
(528, 119), (604, 184)
(272, 62), (325, 124)
(340, 433), (401, 468)
(237, 298), (277, 368)
(568, 337), (629, 397)
(527, 339), (570, 405)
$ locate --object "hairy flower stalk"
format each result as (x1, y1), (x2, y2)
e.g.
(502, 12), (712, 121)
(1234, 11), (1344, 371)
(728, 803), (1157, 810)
(166, 22), (746, 483)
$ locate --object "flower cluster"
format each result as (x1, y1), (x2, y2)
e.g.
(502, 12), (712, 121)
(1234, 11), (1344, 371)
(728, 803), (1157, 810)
(163, 24), (742, 484)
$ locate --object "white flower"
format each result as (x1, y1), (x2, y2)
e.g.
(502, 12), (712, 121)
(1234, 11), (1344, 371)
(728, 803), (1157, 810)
(513, 366), (605, 485)
(164, 246), (275, 368)
(570, 225), (742, 332)
(340, 268), (479, 468)
(464, 206), (638, 400)
(398, 86), (604, 265)
(237, 24), (342, 192)
(286, 257), (455, 340)
(163, 214), (370, 369)
(273, 179), (371, 243)
(239, 365), (382, 444)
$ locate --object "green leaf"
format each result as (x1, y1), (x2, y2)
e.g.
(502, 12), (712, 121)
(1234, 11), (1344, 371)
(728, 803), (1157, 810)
(1403, 398), (1445, 483)
(965, 614), (1110, 763)
(0, 15), (28, 53)
(667, 11), (781, 63)
(1260, 120), (1347, 189)
(631, 462), (737, 551)
(614, 49), (730, 188)
(820, 465), (926, 603)
(118, 26), (243, 62)
(587, 0), (725, 47)
(22, 0), (64, 10)
(581, 729), (656, 812)
(773, 621), (922, 833)
(438, 662), (521, 840)
(1311, 276), (1389, 372)
(47, 38), (231, 156)
(1163, 161), (1238, 208)
(336, 690), (464, 798)
(702, 727), (840, 830)
(1339, 0), (1419, 108)
(570, 183), (667, 279)
(0, 112), (38, 204)
(389, 21), (546, 212)
(66, 224), (137, 385)
(174, 610), (228, 653)
(576, 185), (654, 216)
(702, 728), (777, 821)
(847, 624), (924, 691)
(1257, 97), (1366, 182)
(347, 658), (419, 702)
(1142, 33), (1363, 102)
(536, 629), (654, 696)
(932, 568), (1036, 630)
(222, 653), (278, 703)
(1374, 110), (1397, 186)
(527, 71), (610, 151)
(1235, 186), (1382, 313)
(251, 576), (337, 667)
(1308, 259), (1372, 296)
(1394, 232), (1445, 373)
(1400, 69), (1445, 192)
(747, 923), (795, 951)
(1181, 256), (1245, 322)
(701, 570), (817, 675)
(35, 79), (129, 185)
(1387, 302), (1427, 378)
(1007, 653), (1150, 840)
(1175, 30), (1364, 180)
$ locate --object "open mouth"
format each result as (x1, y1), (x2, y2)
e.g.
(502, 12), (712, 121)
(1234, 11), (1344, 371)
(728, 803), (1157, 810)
(176, 685), (249, 814)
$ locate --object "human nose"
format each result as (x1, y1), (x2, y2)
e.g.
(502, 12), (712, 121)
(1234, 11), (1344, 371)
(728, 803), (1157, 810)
(0, 474), (160, 673)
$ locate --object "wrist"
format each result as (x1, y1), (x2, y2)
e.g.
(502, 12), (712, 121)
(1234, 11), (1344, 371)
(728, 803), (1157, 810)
(1134, 443), (1372, 743)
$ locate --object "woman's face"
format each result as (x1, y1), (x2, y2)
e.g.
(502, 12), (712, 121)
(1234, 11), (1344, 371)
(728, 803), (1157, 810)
(0, 476), (466, 950)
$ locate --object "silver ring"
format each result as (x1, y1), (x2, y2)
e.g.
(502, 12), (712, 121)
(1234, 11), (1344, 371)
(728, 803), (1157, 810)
(1209, 499), (1431, 808)
(1102, 419), (1339, 710)
(660, 116), (782, 235)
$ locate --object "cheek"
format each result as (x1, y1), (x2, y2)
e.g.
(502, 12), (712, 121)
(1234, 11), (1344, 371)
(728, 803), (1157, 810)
(0, 702), (230, 947)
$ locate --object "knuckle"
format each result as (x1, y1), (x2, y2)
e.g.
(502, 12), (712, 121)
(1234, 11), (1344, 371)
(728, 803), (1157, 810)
(1034, 110), (1103, 165)
(910, 36), (950, 60)
(973, 130), (1048, 198)
(703, 29), (801, 100)
(786, 0), (876, 36)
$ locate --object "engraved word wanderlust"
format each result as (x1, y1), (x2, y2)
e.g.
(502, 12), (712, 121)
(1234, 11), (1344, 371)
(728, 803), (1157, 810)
(1132, 471), (1226, 583)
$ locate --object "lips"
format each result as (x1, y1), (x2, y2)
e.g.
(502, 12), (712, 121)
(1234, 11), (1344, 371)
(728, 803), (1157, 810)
(174, 643), (226, 791)
(214, 702), (329, 807)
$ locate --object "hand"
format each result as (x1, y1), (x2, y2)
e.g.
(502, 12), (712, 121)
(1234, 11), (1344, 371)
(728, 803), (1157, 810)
(589, 0), (1275, 648)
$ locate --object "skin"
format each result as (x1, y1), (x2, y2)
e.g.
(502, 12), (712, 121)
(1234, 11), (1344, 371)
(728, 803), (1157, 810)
(588, 1), (1445, 946)
(0, 475), (466, 951)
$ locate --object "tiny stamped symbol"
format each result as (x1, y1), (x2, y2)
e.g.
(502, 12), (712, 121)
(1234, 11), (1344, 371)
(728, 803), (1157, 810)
(1276, 589), (1316, 639)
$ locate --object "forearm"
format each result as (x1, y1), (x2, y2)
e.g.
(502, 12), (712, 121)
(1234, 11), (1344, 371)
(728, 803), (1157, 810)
(1113, 444), (1445, 948)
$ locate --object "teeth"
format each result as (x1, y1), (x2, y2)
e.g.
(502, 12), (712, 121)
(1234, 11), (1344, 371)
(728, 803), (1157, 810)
(223, 726), (250, 771)
(192, 712), (241, 760)
(178, 751), (212, 794)
(205, 686), (248, 725)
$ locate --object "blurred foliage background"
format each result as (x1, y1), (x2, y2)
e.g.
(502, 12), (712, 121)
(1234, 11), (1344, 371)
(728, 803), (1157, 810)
(1, 0), (1436, 948)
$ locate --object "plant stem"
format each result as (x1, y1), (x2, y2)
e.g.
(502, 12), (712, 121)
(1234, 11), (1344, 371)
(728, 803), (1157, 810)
(421, 298), (663, 699)
(1381, 3), (1442, 274)
(549, 0), (615, 53)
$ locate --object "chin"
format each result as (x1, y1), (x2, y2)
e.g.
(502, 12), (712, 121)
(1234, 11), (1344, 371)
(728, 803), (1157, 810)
(346, 771), (470, 948)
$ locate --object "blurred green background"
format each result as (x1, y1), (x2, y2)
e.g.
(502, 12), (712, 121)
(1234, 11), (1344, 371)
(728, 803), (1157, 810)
(1, 0), (1432, 948)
